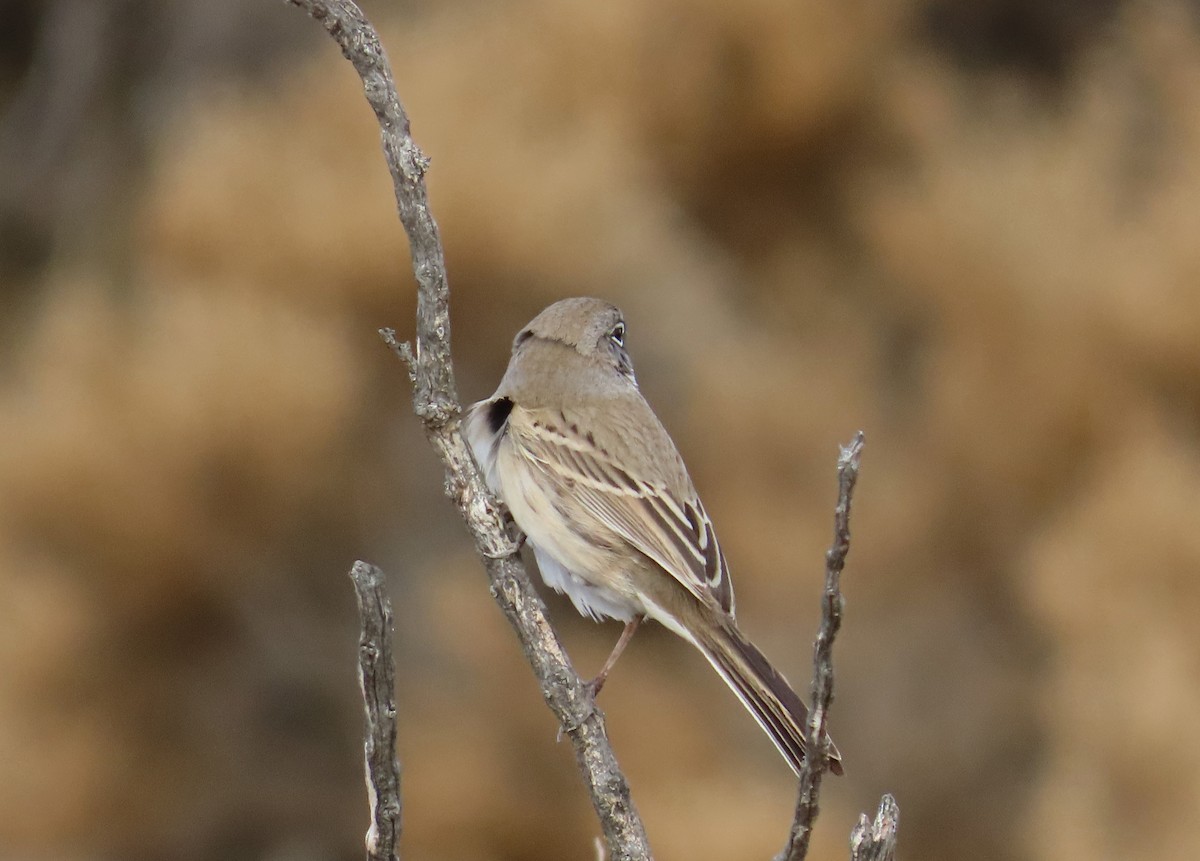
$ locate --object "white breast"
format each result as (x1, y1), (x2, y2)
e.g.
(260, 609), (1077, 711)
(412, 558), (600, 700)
(466, 398), (640, 623)
(495, 438), (641, 623)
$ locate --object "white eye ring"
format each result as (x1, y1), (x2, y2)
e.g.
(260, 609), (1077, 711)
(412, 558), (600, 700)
(609, 323), (625, 346)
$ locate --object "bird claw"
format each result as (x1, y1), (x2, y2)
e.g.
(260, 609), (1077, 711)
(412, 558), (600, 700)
(482, 530), (525, 559)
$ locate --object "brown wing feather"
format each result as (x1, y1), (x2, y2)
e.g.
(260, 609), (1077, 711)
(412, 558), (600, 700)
(506, 405), (734, 614)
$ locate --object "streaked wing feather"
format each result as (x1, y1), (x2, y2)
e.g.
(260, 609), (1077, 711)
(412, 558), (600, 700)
(509, 409), (733, 613)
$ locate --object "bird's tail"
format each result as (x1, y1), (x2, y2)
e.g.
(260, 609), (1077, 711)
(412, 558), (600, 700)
(694, 619), (844, 776)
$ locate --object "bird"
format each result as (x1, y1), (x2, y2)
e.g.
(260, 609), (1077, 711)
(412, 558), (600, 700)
(465, 297), (842, 777)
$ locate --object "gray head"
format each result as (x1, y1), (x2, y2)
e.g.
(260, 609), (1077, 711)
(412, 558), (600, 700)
(513, 297), (634, 379)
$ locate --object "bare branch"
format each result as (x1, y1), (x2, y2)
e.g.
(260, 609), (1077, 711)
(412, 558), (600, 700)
(287, 3), (651, 858)
(349, 560), (401, 861)
(850, 795), (899, 861)
(777, 432), (866, 861)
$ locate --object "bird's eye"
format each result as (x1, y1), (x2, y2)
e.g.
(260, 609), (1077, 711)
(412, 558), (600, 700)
(609, 322), (625, 346)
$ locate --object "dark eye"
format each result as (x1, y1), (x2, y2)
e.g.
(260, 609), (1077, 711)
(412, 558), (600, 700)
(609, 322), (625, 346)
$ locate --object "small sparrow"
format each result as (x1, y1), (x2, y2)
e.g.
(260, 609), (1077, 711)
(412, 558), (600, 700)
(466, 297), (842, 776)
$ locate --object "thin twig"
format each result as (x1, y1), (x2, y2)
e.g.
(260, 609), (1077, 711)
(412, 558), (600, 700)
(349, 560), (402, 861)
(777, 432), (865, 861)
(286, 3), (651, 858)
(850, 794), (899, 861)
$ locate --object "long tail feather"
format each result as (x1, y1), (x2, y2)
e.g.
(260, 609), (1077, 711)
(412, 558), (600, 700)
(695, 621), (844, 776)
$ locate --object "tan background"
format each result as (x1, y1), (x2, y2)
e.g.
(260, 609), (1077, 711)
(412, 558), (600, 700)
(2, 1), (1199, 859)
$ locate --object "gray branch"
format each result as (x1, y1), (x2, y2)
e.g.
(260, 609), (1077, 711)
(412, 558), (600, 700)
(286, 2), (651, 858)
(349, 561), (402, 861)
(777, 432), (867, 861)
(850, 794), (900, 861)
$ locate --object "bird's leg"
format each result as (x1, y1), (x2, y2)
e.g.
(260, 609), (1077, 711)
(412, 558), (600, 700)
(587, 615), (643, 698)
(506, 510), (527, 551)
(483, 514), (526, 559)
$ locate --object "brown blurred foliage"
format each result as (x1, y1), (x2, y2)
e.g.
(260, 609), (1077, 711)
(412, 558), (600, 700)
(2, 1), (1199, 859)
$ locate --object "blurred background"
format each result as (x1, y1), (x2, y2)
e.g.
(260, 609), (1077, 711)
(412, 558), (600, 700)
(2, 0), (1199, 859)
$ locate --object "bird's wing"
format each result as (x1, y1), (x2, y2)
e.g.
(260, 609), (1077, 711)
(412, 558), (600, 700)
(506, 405), (734, 614)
